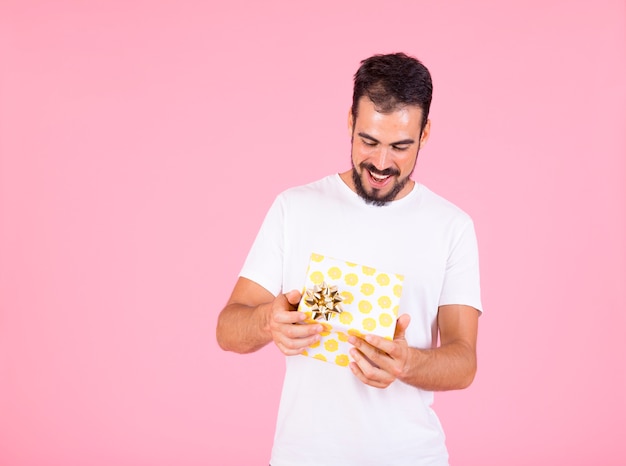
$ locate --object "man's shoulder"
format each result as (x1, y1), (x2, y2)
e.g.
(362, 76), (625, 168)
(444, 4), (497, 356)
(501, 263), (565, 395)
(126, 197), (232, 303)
(417, 184), (473, 223)
(277, 174), (341, 202)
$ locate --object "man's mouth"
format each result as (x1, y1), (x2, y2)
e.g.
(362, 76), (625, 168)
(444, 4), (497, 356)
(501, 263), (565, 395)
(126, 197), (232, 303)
(363, 165), (398, 188)
(369, 171), (391, 182)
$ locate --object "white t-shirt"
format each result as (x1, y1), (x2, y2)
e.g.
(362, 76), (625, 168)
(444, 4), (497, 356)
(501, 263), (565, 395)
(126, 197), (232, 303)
(240, 174), (482, 466)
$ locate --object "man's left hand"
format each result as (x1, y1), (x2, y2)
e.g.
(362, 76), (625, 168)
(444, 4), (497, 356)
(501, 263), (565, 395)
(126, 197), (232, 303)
(348, 313), (412, 388)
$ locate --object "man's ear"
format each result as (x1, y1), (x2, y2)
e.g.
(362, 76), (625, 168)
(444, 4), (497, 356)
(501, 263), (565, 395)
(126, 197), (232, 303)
(347, 108), (354, 137)
(420, 119), (431, 148)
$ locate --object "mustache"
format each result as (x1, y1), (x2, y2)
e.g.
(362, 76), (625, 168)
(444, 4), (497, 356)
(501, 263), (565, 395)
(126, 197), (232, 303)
(360, 163), (400, 177)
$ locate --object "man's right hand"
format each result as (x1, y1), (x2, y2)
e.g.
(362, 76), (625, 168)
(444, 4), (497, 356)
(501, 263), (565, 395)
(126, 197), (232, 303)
(267, 290), (323, 356)
(217, 278), (322, 355)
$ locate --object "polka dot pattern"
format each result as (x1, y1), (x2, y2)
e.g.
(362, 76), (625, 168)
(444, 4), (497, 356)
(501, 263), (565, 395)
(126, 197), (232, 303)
(379, 313), (393, 327)
(335, 354), (350, 367)
(297, 253), (404, 367)
(358, 300), (372, 314)
(328, 266), (342, 280)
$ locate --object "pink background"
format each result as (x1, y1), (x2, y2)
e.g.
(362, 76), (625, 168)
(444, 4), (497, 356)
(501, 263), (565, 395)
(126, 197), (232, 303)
(1, 1), (625, 465)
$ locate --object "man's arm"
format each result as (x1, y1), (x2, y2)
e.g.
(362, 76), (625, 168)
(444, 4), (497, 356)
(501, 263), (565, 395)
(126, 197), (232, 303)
(216, 277), (323, 355)
(348, 304), (479, 390)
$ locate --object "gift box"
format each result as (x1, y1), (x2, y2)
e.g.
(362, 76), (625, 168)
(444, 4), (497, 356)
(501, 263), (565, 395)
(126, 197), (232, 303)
(297, 253), (404, 367)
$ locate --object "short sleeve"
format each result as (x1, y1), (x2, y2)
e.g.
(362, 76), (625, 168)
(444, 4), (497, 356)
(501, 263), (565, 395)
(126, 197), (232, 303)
(239, 195), (285, 297)
(438, 219), (483, 313)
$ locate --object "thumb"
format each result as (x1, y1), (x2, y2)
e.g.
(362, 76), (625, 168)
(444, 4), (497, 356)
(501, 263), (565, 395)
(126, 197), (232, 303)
(284, 289), (303, 307)
(394, 314), (411, 341)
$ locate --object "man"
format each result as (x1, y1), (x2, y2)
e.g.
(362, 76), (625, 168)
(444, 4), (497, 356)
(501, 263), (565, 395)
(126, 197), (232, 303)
(216, 52), (482, 466)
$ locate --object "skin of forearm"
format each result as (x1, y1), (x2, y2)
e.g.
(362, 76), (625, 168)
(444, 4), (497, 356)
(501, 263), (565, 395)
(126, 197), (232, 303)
(216, 302), (272, 354)
(399, 340), (477, 391)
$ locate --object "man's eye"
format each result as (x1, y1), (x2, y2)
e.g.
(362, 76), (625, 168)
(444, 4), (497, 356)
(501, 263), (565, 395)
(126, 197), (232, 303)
(362, 139), (377, 146)
(392, 145), (410, 151)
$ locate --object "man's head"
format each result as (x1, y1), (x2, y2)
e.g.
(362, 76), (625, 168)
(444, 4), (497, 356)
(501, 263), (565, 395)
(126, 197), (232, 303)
(348, 53), (433, 206)
(351, 52), (432, 133)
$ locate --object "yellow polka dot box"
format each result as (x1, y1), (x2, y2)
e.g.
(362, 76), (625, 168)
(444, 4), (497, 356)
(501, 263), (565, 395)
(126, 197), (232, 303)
(297, 252), (404, 367)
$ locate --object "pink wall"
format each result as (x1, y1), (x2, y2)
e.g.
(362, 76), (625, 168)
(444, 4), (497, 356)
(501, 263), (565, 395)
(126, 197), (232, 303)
(1, 1), (625, 465)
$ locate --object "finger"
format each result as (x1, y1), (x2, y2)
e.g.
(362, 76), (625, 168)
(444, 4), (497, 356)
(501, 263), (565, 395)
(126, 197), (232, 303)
(272, 308), (307, 324)
(275, 325), (321, 355)
(349, 350), (392, 389)
(394, 313), (411, 340)
(354, 336), (393, 369)
(284, 289), (303, 307)
(276, 336), (320, 354)
(350, 333), (389, 357)
(363, 333), (391, 352)
(276, 340), (311, 356)
(273, 292), (302, 314)
(277, 321), (322, 340)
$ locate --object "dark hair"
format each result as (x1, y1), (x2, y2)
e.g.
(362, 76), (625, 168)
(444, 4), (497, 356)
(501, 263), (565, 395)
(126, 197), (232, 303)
(351, 52), (433, 131)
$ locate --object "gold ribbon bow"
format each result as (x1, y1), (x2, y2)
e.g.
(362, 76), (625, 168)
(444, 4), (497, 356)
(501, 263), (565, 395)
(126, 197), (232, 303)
(304, 282), (344, 321)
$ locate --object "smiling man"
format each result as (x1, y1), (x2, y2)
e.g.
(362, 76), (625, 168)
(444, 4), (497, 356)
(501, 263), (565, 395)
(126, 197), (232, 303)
(216, 53), (482, 466)
(347, 95), (429, 206)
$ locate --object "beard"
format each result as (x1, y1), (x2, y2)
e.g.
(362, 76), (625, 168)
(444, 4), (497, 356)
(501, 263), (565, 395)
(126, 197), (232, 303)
(351, 161), (412, 207)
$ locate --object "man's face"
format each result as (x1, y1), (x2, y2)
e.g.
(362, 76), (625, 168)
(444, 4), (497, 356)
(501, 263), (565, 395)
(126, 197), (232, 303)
(348, 97), (430, 206)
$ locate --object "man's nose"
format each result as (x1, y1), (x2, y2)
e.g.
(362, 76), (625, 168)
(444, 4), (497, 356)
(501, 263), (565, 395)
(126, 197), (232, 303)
(373, 146), (390, 170)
